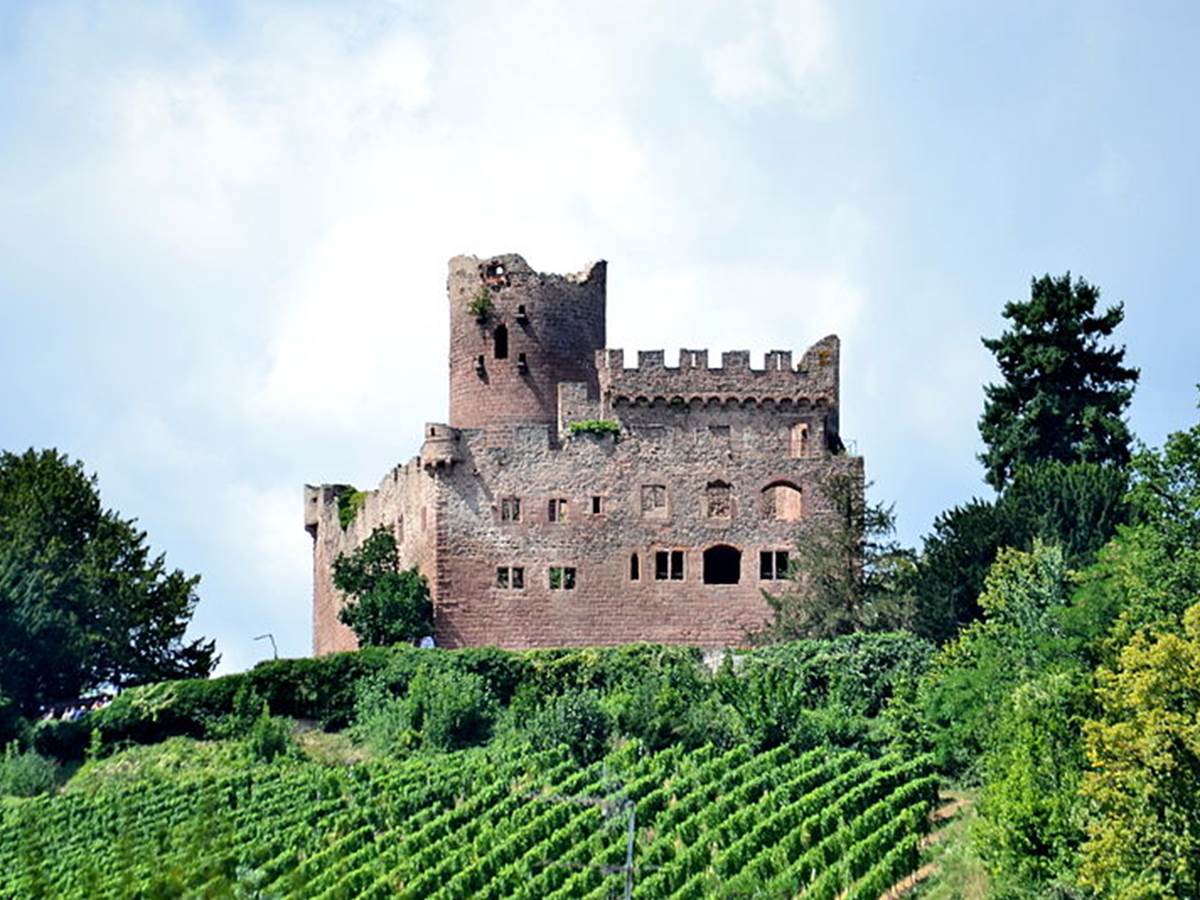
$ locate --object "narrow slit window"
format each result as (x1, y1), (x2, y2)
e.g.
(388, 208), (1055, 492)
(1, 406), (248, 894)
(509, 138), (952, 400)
(630, 553), (640, 581)
(789, 423), (810, 458)
(592, 496), (602, 514)
(494, 324), (508, 360)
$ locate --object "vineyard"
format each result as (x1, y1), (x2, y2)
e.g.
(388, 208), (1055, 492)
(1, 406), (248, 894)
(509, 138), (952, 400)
(0, 741), (936, 898)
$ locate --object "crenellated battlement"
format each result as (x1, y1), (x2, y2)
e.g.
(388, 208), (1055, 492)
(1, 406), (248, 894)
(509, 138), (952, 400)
(596, 336), (839, 406)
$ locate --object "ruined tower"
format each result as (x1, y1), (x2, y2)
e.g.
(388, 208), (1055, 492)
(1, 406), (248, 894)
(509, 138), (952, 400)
(447, 253), (607, 438)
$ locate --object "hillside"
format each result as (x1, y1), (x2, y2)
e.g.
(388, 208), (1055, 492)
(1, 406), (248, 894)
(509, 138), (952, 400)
(0, 737), (936, 898)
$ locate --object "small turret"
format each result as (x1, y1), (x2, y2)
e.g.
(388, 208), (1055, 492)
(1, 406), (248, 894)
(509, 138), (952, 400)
(420, 423), (461, 472)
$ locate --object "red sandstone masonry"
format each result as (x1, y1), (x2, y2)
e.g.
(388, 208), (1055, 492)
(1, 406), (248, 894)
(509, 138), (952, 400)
(306, 253), (864, 654)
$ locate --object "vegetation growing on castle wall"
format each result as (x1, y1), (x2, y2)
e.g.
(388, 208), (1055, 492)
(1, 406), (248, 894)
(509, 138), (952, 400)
(334, 486), (367, 530)
(467, 287), (494, 319)
(567, 419), (620, 437)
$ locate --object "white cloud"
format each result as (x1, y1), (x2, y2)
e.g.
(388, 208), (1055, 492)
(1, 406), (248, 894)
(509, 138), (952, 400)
(703, 0), (848, 112)
(3, 0), (876, 670)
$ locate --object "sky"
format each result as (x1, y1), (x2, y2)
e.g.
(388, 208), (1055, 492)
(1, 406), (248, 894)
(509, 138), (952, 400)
(2, 1), (1198, 673)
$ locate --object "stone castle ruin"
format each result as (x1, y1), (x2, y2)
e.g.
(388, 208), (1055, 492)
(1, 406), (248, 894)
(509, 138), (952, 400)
(305, 253), (864, 653)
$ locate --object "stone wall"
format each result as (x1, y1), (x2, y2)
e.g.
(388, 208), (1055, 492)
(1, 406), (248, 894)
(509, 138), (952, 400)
(430, 414), (861, 649)
(306, 251), (865, 655)
(306, 454), (439, 655)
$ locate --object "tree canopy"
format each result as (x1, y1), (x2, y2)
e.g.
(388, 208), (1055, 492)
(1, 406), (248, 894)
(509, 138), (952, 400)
(757, 473), (914, 642)
(979, 273), (1139, 490)
(332, 526), (433, 647)
(0, 449), (216, 714)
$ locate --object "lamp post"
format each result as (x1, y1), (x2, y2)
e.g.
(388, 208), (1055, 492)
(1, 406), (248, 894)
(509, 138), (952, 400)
(253, 633), (278, 660)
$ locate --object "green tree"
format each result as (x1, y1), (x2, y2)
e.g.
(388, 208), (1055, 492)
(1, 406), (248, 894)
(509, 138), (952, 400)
(912, 461), (1129, 644)
(911, 499), (1007, 643)
(0, 449), (216, 714)
(998, 460), (1130, 566)
(1079, 602), (1200, 899)
(920, 541), (1076, 778)
(333, 526), (432, 646)
(979, 273), (1139, 490)
(757, 474), (915, 641)
(1128, 388), (1200, 545)
(974, 671), (1090, 893)
(1074, 395), (1200, 658)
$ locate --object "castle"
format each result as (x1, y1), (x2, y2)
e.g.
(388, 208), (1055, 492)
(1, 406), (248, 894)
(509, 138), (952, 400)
(305, 253), (864, 654)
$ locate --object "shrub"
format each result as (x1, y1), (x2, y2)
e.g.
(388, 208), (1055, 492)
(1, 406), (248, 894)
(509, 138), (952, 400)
(523, 690), (611, 763)
(406, 665), (496, 751)
(350, 670), (413, 755)
(247, 704), (295, 763)
(0, 742), (56, 797)
(335, 488), (368, 530)
(721, 633), (934, 752)
(467, 288), (494, 319)
(352, 663), (497, 754)
(567, 420), (620, 437)
(680, 696), (746, 750)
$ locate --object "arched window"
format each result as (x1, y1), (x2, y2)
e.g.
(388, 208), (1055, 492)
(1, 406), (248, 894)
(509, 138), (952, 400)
(494, 324), (508, 360)
(761, 481), (803, 521)
(703, 544), (742, 584)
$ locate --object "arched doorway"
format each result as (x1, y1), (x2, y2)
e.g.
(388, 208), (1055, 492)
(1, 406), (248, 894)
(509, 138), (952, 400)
(703, 544), (742, 584)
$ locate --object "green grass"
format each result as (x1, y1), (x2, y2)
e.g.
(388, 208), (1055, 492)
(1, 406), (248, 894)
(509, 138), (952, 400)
(913, 789), (991, 900)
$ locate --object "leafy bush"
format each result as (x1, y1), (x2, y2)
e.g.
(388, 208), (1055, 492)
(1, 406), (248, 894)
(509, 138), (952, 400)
(521, 690), (611, 763)
(335, 487), (367, 530)
(467, 288), (494, 318)
(247, 704), (295, 763)
(567, 419), (620, 437)
(405, 665), (496, 751)
(353, 663), (497, 754)
(974, 671), (1090, 892)
(350, 670), (412, 755)
(680, 696), (746, 750)
(0, 742), (56, 797)
(0, 694), (21, 747)
(1079, 602), (1200, 898)
(722, 632), (934, 752)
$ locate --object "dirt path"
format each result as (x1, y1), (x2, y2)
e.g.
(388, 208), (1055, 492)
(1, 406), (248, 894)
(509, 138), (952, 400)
(876, 792), (971, 900)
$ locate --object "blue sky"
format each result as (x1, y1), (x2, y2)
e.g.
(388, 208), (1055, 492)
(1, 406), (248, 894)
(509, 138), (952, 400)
(2, 1), (1197, 672)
